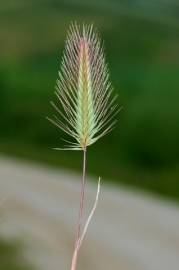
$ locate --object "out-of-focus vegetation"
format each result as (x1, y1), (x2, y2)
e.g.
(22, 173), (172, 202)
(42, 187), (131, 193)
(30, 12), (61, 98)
(0, 0), (179, 200)
(0, 237), (33, 270)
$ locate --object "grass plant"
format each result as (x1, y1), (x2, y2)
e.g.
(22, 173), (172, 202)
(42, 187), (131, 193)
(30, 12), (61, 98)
(48, 23), (118, 270)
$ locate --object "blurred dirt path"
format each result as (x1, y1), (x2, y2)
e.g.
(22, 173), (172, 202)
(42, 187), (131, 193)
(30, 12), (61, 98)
(0, 156), (179, 270)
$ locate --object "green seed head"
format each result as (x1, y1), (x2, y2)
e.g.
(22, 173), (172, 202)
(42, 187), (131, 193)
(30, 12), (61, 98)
(48, 23), (118, 150)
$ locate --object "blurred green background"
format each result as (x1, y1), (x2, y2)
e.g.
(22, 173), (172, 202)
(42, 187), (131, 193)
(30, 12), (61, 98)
(0, 0), (179, 200)
(0, 237), (33, 270)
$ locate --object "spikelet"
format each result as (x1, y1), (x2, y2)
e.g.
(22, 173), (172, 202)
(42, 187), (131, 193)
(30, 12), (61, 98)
(48, 23), (118, 150)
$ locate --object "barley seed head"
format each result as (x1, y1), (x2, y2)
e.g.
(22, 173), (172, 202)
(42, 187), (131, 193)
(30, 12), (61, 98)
(48, 23), (119, 150)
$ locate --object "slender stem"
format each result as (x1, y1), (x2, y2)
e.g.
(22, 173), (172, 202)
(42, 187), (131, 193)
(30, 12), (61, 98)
(70, 147), (87, 270)
(76, 147), (87, 242)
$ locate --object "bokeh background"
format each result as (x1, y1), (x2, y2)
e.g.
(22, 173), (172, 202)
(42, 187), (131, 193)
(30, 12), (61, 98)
(1, 0), (179, 198)
(0, 1), (179, 269)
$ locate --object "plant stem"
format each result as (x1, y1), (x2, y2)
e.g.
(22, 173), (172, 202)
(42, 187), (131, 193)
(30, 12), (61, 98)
(70, 147), (87, 270)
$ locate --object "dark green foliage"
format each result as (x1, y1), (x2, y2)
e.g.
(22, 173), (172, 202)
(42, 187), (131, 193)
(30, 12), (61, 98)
(0, 0), (179, 200)
(0, 238), (33, 270)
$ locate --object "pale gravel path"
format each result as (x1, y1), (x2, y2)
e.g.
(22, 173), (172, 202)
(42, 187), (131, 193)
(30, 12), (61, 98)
(0, 156), (179, 270)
